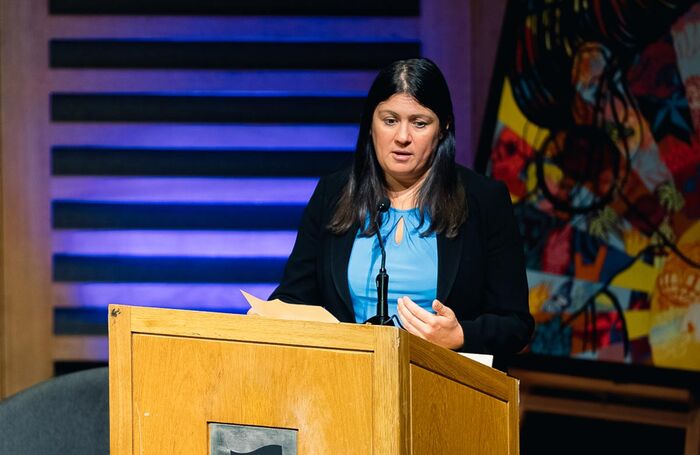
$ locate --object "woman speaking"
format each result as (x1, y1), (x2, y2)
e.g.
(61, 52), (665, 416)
(269, 58), (533, 364)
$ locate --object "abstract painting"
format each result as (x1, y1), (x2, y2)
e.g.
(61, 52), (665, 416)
(479, 0), (700, 372)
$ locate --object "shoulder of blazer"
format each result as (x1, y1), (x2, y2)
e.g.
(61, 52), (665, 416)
(318, 166), (351, 195)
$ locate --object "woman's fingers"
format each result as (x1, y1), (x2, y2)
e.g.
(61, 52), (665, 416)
(397, 303), (422, 336)
(398, 297), (464, 350)
(432, 299), (456, 319)
(399, 296), (434, 325)
(397, 297), (428, 335)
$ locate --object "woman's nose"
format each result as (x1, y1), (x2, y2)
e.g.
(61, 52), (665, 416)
(394, 122), (411, 145)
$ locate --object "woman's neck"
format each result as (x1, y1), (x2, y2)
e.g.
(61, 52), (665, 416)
(385, 172), (427, 210)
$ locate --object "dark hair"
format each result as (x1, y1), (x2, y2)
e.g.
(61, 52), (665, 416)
(329, 58), (466, 238)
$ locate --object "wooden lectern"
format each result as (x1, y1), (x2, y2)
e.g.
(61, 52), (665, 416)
(109, 305), (520, 454)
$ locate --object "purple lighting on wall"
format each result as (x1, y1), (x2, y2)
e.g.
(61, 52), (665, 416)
(52, 177), (319, 203)
(47, 10), (420, 319)
(55, 283), (278, 312)
(49, 124), (360, 148)
(49, 16), (419, 41)
(53, 230), (297, 257)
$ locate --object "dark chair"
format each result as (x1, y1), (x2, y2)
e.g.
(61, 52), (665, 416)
(0, 367), (109, 454)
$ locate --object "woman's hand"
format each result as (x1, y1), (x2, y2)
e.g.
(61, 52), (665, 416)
(397, 296), (464, 350)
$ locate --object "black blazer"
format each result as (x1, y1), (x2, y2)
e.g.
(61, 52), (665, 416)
(270, 165), (534, 359)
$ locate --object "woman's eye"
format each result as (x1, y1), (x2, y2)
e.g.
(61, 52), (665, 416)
(383, 118), (397, 125)
(413, 121), (427, 128)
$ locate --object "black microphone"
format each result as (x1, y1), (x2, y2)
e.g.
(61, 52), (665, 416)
(365, 197), (394, 326)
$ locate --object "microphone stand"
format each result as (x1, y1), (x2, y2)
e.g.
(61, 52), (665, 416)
(365, 199), (393, 326)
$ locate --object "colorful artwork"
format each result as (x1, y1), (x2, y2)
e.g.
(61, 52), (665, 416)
(480, 0), (700, 371)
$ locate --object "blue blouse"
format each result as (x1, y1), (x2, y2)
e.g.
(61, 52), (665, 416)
(348, 207), (438, 323)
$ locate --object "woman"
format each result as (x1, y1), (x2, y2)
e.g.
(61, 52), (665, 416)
(269, 58), (533, 363)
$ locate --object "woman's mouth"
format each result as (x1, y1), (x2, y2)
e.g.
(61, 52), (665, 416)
(391, 150), (412, 161)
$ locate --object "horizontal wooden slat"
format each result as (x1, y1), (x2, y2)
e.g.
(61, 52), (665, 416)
(52, 147), (352, 176)
(49, 124), (359, 147)
(52, 230), (296, 257)
(49, 70), (377, 92)
(522, 395), (691, 429)
(509, 353), (700, 390)
(49, 0), (420, 16)
(53, 255), (287, 283)
(52, 201), (305, 229)
(51, 177), (318, 202)
(51, 93), (365, 123)
(52, 282), (276, 309)
(511, 368), (692, 403)
(50, 40), (420, 70)
(47, 17), (419, 41)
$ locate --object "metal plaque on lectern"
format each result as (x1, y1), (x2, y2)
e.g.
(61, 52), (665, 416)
(209, 423), (297, 455)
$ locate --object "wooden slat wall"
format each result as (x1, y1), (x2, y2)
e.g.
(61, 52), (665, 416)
(46, 3), (422, 370)
(0, 0), (53, 397)
(1, 0), (504, 392)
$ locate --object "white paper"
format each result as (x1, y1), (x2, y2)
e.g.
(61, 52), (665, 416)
(458, 352), (494, 367)
(240, 290), (339, 324)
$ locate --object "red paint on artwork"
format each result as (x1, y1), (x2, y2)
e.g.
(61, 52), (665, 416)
(491, 126), (533, 198)
(541, 224), (573, 275)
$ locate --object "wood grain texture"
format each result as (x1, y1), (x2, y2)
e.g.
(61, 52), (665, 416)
(685, 408), (700, 455)
(131, 334), (373, 454)
(508, 377), (520, 454)
(410, 364), (510, 454)
(111, 306), (518, 454)
(109, 305), (133, 454)
(408, 333), (512, 401)
(129, 305), (377, 351)
(371, 327), (406, 454)
(0, 0), (53, 398)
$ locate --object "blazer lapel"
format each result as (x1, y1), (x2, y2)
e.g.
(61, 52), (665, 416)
(330, 226), (357, 317)
(437, 231), (464, 302)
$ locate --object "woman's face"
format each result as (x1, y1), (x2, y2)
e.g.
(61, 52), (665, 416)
(371, 93), (441, 189)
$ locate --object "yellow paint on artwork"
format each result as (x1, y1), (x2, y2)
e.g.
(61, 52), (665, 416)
(611, 260), (659, 293)
(622, 228), (650, 258)
(649, 221), (700, 371)
(623, 310), (650, 339)
(594, 292), (615, 310)
(525, 162), (562, 194)
(649, 306), (700, 372)
(498, 79), (549, 150)
(529, 282), (551, 314)
(678, 220), (700, 244)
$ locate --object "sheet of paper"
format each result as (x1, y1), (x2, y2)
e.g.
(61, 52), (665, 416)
(458, 352), (494, 368)
(241, 290), (339, 324)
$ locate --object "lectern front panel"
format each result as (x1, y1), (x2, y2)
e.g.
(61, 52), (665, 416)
(410, 365), (509, 454)
(131, 334), (373, 454)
